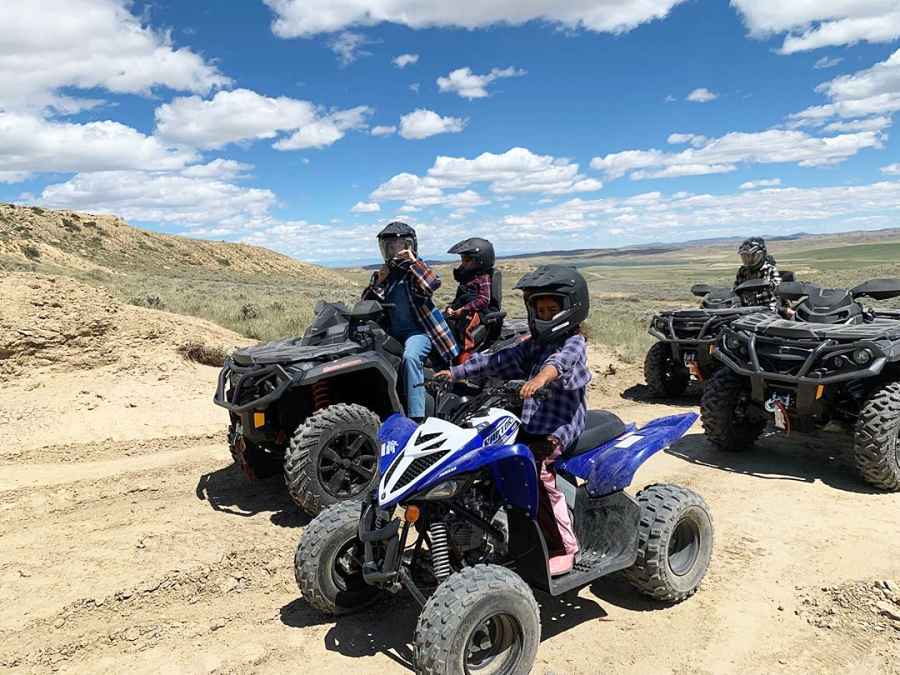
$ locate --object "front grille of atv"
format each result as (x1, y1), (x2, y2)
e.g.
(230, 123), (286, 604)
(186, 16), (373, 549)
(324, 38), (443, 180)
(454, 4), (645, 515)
(395, 450), (450, 489)
(756, 343), (815, 376)
(672, 319), (707, 339)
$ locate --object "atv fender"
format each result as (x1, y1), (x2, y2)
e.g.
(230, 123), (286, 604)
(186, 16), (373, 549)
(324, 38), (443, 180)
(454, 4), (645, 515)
(302, 353), (404, 414)
(555, 413), (697, 497)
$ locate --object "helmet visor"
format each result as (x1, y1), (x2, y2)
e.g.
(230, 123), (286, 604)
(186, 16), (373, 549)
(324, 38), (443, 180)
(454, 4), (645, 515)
(740, 251), (763, 267)
(379, 236), (413, 261)
(526, 292), (570, 322)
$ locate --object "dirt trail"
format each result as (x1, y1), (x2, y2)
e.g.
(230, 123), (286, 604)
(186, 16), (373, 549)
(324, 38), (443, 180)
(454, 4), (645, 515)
(1, 284), (898, 674)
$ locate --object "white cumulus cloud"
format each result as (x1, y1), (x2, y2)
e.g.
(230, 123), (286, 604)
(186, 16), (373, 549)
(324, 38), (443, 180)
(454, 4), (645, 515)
(393, 53), (419, 68)
(399, 109), (466, 140)
(882, 163), (900, 175)
(790, 49), (900, 126)
(686, 88), (718, 103)
(0, 0), (229, 113)
(38, 171), (276, 228)
(262, 0), (687, 37)
(0, 111), (196, 174)
(371, 125), (397, 136)
(437, 66), (526, 99)
(739, 178), (782, 190)
(592, 128), (884, 181)
(181, 159), (253, 180)
(351, 201), (381, 213)
(154, 89), (371, 150)
(731, 0), (900, 53)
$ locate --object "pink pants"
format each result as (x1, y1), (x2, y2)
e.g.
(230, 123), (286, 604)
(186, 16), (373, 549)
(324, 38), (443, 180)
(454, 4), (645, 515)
(519, 433), (579, 556)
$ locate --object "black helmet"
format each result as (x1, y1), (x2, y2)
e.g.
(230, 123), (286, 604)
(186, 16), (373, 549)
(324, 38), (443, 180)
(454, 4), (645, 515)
(377, 221), (417, 262)
(514, 265), (589, 344)
(448, 237), (495, 282)
(738, 237), (767, 270)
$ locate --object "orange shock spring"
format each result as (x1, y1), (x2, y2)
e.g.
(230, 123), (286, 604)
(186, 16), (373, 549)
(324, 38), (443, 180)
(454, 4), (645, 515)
(311, 380), (331, 411)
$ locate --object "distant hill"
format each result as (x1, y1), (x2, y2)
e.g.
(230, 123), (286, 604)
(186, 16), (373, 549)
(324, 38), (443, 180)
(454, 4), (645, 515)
(0, 203), (351, 288)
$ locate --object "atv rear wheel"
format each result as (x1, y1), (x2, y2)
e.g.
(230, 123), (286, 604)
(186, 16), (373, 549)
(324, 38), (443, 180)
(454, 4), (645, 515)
(701, 368), (765, 451)
(294, 501), (381, 615)
(853, 381), (900, 492)
(228, 424), (281, 479)
(625, 484), (714, 602)
(284, 403), (381, 516)
(644, 342), (690, 398)
(414, 565), (540, 675)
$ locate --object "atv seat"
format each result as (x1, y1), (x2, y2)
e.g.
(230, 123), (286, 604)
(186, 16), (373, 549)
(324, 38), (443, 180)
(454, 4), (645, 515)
(564, 410), (627, 458)
(798, 288), (862, 324)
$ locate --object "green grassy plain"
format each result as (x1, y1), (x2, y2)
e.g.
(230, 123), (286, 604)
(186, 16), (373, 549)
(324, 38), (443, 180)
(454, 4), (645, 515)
(5, 201), (900, 362)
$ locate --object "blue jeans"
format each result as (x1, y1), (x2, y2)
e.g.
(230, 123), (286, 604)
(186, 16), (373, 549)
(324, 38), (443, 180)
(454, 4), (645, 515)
(402, 333), (431, 418)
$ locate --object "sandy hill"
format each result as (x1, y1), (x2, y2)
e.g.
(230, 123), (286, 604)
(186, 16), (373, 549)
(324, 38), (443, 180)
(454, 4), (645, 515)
(0, 273), (249, 380)
(0, 203), (351, 289)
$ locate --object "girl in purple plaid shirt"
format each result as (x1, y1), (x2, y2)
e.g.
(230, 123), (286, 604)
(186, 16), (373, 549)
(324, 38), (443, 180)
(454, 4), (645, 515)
(438, 265), (591, 576)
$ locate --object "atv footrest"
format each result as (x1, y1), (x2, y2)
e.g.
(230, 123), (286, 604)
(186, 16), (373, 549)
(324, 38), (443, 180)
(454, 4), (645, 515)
(547, 547), (636, 596)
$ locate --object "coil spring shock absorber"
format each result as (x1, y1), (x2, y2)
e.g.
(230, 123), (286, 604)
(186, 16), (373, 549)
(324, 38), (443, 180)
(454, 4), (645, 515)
(429, 522), (452, 582)
(311, 380), (331, 411)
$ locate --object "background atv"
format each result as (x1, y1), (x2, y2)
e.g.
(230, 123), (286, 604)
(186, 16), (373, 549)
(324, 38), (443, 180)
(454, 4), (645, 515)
(295, 380), (712, 675)
(214, 297), (528, 516)
(643, 275), (792, 397)
(701, 278), (900, 491)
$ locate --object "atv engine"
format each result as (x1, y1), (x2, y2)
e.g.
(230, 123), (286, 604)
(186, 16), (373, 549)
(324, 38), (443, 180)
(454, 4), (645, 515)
(447, 486), (507, 564)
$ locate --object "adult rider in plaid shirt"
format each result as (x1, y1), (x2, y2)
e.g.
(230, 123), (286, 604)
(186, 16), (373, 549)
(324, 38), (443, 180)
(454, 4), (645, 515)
(363, 222), (459, 423)
(438, 264), (591, 576)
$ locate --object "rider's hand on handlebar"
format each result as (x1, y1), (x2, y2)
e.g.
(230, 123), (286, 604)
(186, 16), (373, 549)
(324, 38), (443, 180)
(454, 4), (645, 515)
(520, 376), (548, 399)
(435, 369), (455, 381)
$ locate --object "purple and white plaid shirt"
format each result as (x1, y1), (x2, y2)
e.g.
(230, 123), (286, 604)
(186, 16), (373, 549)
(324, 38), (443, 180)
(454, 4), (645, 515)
(451, 334), (591, 449)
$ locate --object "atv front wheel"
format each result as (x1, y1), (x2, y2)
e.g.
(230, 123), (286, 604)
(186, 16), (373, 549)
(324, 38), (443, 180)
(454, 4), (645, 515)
(625, 484), (714, 602)
(228, 424), (281, 479)
(700, 369), (765, 451)
(284, 403), (381, 516)
(853, 381), (900, 492)
(415, 565), (540, 675)
(294, 501), (381, 615)
(644, 342), (690, 398)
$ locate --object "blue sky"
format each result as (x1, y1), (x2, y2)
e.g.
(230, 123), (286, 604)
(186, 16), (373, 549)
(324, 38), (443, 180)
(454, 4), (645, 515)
(2, 1), (900, 265)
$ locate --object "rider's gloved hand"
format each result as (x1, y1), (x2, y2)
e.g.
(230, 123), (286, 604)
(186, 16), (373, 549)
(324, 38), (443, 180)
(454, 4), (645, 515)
(435, 370), (454, 381)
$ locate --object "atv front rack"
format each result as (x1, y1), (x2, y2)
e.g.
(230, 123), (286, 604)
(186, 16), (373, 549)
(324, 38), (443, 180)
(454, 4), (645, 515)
(716, 329), (889, 413)
(213, 359), (294, 414)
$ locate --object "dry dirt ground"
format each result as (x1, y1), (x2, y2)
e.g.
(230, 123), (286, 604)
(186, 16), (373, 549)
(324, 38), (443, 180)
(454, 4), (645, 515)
(1, 274), (898, 674)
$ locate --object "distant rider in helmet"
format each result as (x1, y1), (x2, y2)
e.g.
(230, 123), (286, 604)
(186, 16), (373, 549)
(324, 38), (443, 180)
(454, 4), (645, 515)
(445, 237), (494, 359)
(735, 237), (782, 311)
(362, 222), (459, 423)
(437, 265), (591, 576)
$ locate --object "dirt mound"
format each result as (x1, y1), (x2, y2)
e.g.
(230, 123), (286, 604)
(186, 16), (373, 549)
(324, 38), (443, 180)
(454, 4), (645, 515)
(0, 272), (248, 379)
(796, 580), (900, 635)
(0, 203), (352, 288)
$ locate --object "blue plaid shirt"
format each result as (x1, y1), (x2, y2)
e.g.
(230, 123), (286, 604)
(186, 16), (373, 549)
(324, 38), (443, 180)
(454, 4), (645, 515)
(451, 334), (591, 449)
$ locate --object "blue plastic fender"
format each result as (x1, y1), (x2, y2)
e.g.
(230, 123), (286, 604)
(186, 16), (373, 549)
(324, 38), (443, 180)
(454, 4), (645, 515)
(377, 413), (417, 477)
(555, 412), (698, 497)
(378, 436), (540, 517)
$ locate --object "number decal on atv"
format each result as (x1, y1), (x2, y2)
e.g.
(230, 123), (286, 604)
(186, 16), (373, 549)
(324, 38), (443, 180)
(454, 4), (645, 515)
(381, 439), (399, 458)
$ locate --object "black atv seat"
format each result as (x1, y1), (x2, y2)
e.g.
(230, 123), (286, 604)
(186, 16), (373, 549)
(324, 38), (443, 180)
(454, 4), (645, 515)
(564, 410), (627, 458)
(798, 288), (862, 324)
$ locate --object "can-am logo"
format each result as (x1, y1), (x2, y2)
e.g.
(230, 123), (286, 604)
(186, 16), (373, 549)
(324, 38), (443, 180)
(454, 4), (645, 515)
(484, 417), (517, 446)
(381, 440), (399, 457)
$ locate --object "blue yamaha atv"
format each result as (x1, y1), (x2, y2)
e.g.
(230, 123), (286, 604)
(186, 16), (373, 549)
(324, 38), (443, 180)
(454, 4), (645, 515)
(295, 380), (713, 675)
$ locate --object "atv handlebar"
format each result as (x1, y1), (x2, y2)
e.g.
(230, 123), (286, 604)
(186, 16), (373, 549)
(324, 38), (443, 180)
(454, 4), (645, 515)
(423, 377), (551, 402)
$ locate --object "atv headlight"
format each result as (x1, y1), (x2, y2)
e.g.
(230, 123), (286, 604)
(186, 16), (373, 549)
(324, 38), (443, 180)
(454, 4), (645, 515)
(830, 355), (847, 370)
(724, 334), (742, 352)
(653, 318), (667, 331)
(852, 348), (873, 366)
(419, 479), (465, 500)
